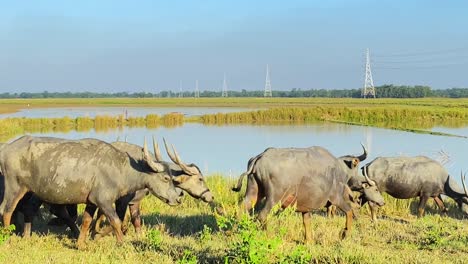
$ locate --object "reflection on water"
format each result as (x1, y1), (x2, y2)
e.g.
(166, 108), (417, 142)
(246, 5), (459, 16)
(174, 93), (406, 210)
(0, 106), (255, 119)
(9, 122), (467, 185)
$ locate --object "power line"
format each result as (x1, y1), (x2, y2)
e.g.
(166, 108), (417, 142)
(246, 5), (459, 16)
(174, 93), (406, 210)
(373, 46), (468, 58)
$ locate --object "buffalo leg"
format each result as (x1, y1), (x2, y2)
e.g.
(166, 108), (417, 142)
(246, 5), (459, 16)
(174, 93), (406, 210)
(417, 195), (429, 218)
(22, 198), (42, 238)
(93, 209), (106, 234)
(257, 198), (274, 228)
(98, 204), (124, 244)
(2, 186), (28, 228)
(54, 205), (80, 238)
(333, 192), (353, 239)
(341, 210), (353, 239)
(238, 176), (259, 218)
(434, 195), (448, 215)
(95, 200), (130, 238)
(129, 203), (142, 233)
(77, 204), (97, 249)
(326, 203), (336, 218)
(302, 212), (312, 242)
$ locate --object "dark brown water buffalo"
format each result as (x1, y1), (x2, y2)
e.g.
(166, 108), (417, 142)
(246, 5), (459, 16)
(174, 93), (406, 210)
(361, 156), (468, 220)
(93, 138), (215, 237)
(232, 146), (385, 242)
(0, 135), (181, 248)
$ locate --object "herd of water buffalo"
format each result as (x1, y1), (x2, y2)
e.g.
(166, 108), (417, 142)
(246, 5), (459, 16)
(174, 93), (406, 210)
(0, 135), (467, 248)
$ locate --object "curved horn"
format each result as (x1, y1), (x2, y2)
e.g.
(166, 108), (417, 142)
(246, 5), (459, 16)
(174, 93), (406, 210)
(163, 138), (178, 164)
(363, 166), (376, 186)
(170, 144), (199, 175)
(163, 138), (198, 175)
(152, 136), (163, 162)
(461, 171), (468, 197)
(357, 143), (368, 162)
(143, 137), (164, 172)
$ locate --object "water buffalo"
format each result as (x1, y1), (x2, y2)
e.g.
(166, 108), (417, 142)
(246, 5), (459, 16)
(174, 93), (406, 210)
(361, 156), (468, 220)
(93, 138), (215, 237)
(232, 146), (385, 242)
(0, 135), (181, 248)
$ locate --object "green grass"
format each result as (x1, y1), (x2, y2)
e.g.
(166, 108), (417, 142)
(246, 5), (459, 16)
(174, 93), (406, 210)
(0, 113), (185, 142)
(0, 176), (467, 263)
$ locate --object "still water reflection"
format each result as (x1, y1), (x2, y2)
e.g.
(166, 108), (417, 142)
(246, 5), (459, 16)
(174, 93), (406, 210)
(10, 122), (467, 185)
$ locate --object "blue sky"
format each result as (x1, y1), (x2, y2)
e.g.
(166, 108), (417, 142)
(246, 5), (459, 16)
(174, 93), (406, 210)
(1, 0), (467, 93)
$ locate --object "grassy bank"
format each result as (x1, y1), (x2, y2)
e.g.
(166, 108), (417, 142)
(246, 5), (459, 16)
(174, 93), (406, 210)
(0, 113), (184, 142)
(0, 176), (467, 263)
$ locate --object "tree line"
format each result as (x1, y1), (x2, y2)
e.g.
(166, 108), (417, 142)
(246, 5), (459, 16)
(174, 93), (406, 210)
(1, 85), (467, 99)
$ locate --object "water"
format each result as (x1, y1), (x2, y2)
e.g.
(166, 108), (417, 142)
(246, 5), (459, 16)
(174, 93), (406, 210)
(0, 106), (255, 119)
(9, 122), (468, 186)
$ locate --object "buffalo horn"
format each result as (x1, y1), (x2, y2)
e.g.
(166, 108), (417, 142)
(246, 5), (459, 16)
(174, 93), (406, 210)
(357, 143), (368, 162)
(461, 171), (468, 197)
(363, 166), (376, 187)
(143, 137), (164, 172)
(152, 136), (163, 162)
(163, 138), (197, 175)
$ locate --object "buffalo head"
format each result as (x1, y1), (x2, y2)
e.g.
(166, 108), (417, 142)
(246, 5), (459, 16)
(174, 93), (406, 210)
(142, 138), (182, 206)
(153, 138), (214, 203)
(338, 144), (384, 207)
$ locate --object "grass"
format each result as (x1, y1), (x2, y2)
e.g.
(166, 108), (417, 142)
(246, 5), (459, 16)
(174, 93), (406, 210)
(1, 97), (468, 111)
(0, 113), (185, 142)
(0, 176), (467, 264)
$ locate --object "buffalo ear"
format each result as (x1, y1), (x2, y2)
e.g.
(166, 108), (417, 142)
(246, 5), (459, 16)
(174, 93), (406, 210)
(361, 183), (370, 189)
(352, 158), (359, 167)
(173, 175), (190, 185)
(343, 159), (358, 169)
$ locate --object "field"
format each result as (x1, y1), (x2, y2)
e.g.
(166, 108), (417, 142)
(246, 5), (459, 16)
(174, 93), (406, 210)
(0, 176), (467, 264)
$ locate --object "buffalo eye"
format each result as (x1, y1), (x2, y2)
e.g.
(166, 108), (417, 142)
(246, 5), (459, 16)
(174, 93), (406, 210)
(163, 175), (171, 182)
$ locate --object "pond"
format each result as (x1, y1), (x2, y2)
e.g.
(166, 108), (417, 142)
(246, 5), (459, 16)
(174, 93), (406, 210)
(8, 121), (468, 186)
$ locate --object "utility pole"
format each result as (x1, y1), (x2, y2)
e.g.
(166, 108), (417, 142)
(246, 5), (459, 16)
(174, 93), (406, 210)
(195, 80), (200, 98)
(264, 64), (272, 97)
(362, 48), (376, 98)
(179, 80), (183, 98)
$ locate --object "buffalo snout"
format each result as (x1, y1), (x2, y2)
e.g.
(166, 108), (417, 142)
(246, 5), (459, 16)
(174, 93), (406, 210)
(201, 191), (214, 203)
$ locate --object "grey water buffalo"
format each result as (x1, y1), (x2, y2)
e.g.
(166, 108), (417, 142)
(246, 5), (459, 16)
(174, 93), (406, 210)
(361, 156), (468, 220)
(1, 142), (78, 237)
(232, 146), (385, 241)
(0, 135), (181, 248)
(93, 138), (215, 237)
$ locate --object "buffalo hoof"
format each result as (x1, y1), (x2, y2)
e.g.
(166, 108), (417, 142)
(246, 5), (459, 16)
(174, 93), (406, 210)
(76, 241), (87, 250)
(340, 229), (350, 240)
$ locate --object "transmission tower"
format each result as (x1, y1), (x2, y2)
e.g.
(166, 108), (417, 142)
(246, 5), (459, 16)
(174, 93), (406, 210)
(178, 80), (183, 98)
(264, 64), (272, 97)
(221, 73), (228, 97)
(362, 48), (376, 98)
(195, 80), (200, 98)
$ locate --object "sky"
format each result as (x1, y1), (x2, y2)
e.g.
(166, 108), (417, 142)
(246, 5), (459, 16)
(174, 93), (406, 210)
(1, 0), (468, 93)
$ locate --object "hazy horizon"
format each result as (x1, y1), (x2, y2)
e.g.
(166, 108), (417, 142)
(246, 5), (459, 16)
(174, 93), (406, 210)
(1, 1), (468, 93)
